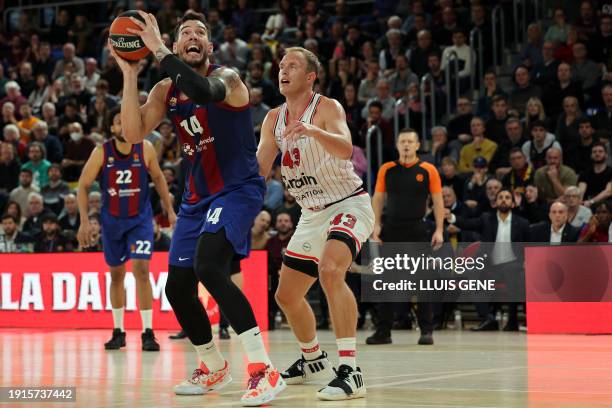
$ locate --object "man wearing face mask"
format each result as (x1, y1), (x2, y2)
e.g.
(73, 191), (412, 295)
(61, 122), (94, 182)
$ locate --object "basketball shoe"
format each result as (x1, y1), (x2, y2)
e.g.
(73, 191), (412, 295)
(316, 364), (366, 400)
(174, 361), (232, 395)
(104, 329), (126, 350)
(281, 351), (334, 384)
(240, 363), (286, 406)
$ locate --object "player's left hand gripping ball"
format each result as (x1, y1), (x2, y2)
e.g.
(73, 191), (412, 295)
(126, 11), (164, 56)
(283, 120), (314, 141)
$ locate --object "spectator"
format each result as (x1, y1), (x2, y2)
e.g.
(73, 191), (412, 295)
(522, 97), (550, 136)
(34, 213), (73, 253)
(21, 142), (51, 189)
(22, 191), (53, 236)
(31, 42), (56, 80)
(522, 120), (562, 170)
(246, 61), (277, 107)
(502, 148), (535, 195)
(0, 81), (27, 114)
(521, 23), (544, 69)
(231, 0), (256, 40)
(58, 193), (80, 232)
(87, 97), (109, 135)
(478, 71), (507, 117)
(534, 147), (578, 203)
(0, 101), (18, 130)
(358, 59), (381, 104)
(80, 213), (102, 251)
(579, 200), (611, 242)
(509, 65), (541, 114)
(0, 214), (32, 253)
(251, 210), (272, 250)
(9, 169), (38, 217)
(514, 184), (548, 224)
(41, 164), (70, 215)
(441, 29), (474, 91)
(265, 211), (294, 328)
(590, 15), (611, 66)
(463, 156), (492, 208)
(27, 74), (50, 116)
(152, 219), (171, 251)
(217, 26), (249, 71)
(62, 122), (94, 182)
(565, 117), (596, 173)
(264, 166), (284, 211)
(52, 43), (85, 80)
(433, 6), (459, 47)
(386, 54), (418, 98)
(571, 42), (600, 93)
(30, 121), (62, 164)
(3, 124), (27, 161)
(544, 7), (572, 44)
(563, 185), (593, 228)
(556, 96), (582, 148)
(250, 88), (270, 137)
(408, 29), (438, 78)
(593, 84), (612, 134)
(437, 185), (473, 242)
(491, 119), (528, 176)
(458, 117), (498, 174)
(542, 62), (584, 121)
(41, 102), (59, 135)
(379, 29), (406, 74)
(440, 156), (466, 201)
(485, 95), (510, 144)
(358, 101), (393, 155)
(58, 102), (84, 139)
(159, 120), (180, 165)
(431, 126), (459, 166)
(17, 62), (36, 98)
(17, 103), (40, 142)
(83, 58), (100, 95)
(578, 143), (612, 204)
(575, 1), (598, 44)
(530, 201), (581, 243)
(362, 78), (396, 121)
(88, 191), (102, 215)
(341, 83), (364, 130)
(532, 41), (561, 87)
(156, 0), (182, 34)
(447, 96), (474, 145)
(0, 143), (20, 194)
(273, 189), (301, 228)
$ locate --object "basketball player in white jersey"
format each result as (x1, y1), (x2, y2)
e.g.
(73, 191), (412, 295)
(258, 47), (374, 401)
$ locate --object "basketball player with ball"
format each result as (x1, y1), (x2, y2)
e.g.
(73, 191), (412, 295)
(257, 47), (375, 400)
(108, 11), (285, 406)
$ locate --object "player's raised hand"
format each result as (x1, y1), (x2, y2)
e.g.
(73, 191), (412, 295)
(127, 11), (164, 55)
(107, 39), (140, 75)
(77, 221), (93, 249)
(283, 120), (313, 141)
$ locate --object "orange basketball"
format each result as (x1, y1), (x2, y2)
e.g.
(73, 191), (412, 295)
(109, 11), (150, 61)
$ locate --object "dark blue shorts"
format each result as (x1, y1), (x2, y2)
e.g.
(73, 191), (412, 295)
(100, 206), (154, 267)
(169, 181), (265, 268)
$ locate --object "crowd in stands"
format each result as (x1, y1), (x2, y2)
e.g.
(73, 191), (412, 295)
(0, 0), (610, 261)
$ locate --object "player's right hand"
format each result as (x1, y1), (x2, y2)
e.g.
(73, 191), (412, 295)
(77, 221), (93, 249)
(371, 224), (382, 242)
(107, 39), (140, 75)
(167, 210), (177, 229)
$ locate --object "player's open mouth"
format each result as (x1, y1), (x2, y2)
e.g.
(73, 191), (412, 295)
(280, 79), (290, 84)
(186, 45), (201, 56)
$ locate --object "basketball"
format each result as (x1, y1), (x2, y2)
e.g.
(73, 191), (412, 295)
(109, 10), (150, 61)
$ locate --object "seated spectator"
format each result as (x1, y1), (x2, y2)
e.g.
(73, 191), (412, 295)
(532, 41), (560, 88)
(432, 6), (459, 47)
(463, 156), (492, 207)
(3, 124), (27, 161)
(83, 58), (100, 95)
(579, 200), (611, 242)
(446, 96), (474, 145)
(0, 214), (33, 253)
(542, 62), (584, 122)
(522, 97), (550, 133)
(379, 29), (407, 74)
(386, 54), (418, 98)
(544, 7), (572, 45)
(159, 119), (180, 166)
(31, 121), (63, 164)
(0, 101), (18, 131)
(265, 211), (294, 329)
(80, 213), (102, 251)
(472, 177), (501, 214)
(485, 95), (509, 144)
(555, 96), (582, 148)
(593, 84), (612, 135)
(578, 143), (612, 205)
(431, 126), (459, 167)
(362, 78), (396, 121)
(514, 184), (548, 224)
(22, 191), (54, 237)
(251, 210), (272, 250)
(520, 23), (543, 69)
(57, 102), (84, 140)
(563, 186), (593, 228)
(41, 102), (59, 136)
(530, 201), (581, 243)
(41, 164), (70, 215)
(34, 213), (73, 252)
(0, 142), (20, 194)
(17, 103), (40, 142)
(58, 193), (80, 232)
(52, 42), (84, 80)
(9, 169), (38, 217)
(407, 29), (438, 78)
(21, 142), (51, 189)
(565, 117), (596, 173)
(436, 185), (474, 242)
(62, 122), (94, 182)
(273, 189), (301, 228)
(502, 148), (535, 195)
(0, 81), (27, 114)
(246, 61), (277, 107)
(509, 65), (542, 114)
(534, 147), (578, 203)
(440, 157), (466, 201)
(358, 101), (393, 151)
(441, 29), (474, 92)
(571, 41), (599, 93)
(522, 120), (562, 170)
(87, 97), (109, 135)
(217, 25), (249, 71)
(357, 59), (380, 104)
(590, 15), (612, 67)
(250, 88), (270, 138)
(152, 219), (171, 252)
(458, 117), (497, 174)
(342, 83), (364, 130)
(88, 191), (102, 215)
(491, 119), (528, 176)
(478, 71), (508, 117)
(264, 166), (283, 211)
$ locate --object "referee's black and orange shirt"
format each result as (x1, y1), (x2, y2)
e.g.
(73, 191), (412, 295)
(375, 158), (442, 223)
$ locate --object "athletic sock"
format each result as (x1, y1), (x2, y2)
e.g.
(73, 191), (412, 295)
(112, 307), (124, 331)
(299, 337), (323, 360)
(337, 337), (356, 369)
(238, 326), (272, 367)
(194, 339), (226, 372)
(140, 309), (152, 333)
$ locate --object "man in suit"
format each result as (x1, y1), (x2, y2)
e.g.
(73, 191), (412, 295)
(446, 189), (531, 331)
(530, 201), (581, 243)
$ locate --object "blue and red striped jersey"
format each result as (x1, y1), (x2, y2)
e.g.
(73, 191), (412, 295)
(165, 64), (261, 205)
(99, 140), (151, 218)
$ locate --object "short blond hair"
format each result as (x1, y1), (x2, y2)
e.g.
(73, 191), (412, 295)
(285, 46), (321, 75)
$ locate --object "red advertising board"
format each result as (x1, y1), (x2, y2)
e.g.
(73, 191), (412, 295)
(0, 251), (268, 330)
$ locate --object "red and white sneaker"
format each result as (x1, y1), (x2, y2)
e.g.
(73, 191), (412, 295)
(240, 363), (286, 406)
(174, 361), (232, 395)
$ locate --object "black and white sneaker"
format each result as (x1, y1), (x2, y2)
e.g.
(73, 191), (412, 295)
(280, 351), (333, 385)
(317, 365), (366, 401)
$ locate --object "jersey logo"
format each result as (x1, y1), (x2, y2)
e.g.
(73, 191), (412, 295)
(107, 188), (117, 197)
(416, 174), (424, 182)
(133, 153), (140, 162)
(183, 143), (195, 156)
(282, 148), (301, 169)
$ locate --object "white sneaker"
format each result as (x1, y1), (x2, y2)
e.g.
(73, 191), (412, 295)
(317, 364), (366, 401)
(240, 363), (286, 406)
(174, 361), (232, 395)
(280, 351), (334, 385)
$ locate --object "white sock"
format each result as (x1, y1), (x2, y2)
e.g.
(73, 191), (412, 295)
(238, 327), (272, 367)
(194, 339), (226, 372)
(299, 337), (323, 360)
(336, 337), (356, 369)
(140, 309), (152, 332)
(112, 307), (124, 331)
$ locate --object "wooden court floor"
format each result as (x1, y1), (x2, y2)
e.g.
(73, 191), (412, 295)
(1, 328), (612, 407)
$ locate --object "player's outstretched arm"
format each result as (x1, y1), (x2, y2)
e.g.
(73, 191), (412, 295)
(257, 109), (280, 178)
(283, 98), (353, 160)
(76, 146), (103, 248)
(144, 140), (177, 228)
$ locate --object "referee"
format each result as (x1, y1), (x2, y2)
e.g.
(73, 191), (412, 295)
(366, 128), (445, 346)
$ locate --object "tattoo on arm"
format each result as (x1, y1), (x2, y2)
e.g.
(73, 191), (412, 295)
(211, 67), (243, 94)
(154, 45), (173, 62)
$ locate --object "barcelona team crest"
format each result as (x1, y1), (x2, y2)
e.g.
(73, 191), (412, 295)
(108, 157), (114, 163)
(133, 153), (139, 162)
(169, 97), (177, 107)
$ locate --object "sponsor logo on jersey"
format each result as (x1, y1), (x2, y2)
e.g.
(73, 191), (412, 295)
(282, 173), (318, 189)
(416, 173), (424, 182)
(196, 136), (215, 152)
(169, 97), (177, 107)
(183, 143), (195, 156)
(107, 188), (117, 197)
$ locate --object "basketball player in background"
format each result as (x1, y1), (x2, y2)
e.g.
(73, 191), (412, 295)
(110, 11), (285, 405)
(257, 47), (375, 401)
(77, 107), (176, 351)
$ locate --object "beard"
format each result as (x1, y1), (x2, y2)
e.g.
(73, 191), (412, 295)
(115, 135), (127, 143)
(180, 49), (208, 68)
(498, 204), (511, 214)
